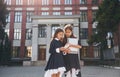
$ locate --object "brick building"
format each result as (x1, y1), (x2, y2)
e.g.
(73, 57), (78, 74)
(4, 0), (105, 63)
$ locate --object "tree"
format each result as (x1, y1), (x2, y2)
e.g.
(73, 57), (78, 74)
(0, 0), (8, 40)
(88, 0), (120, 47)
(0, 0), (11, 65)
(88, 0), (120, 60)
(0, 0), (8, 26)
(0, 33), (11, 65)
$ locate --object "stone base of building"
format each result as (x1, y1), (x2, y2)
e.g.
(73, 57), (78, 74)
(23, 60), (84, 66)
(80, 60), (84, 66)
(23, 61), (46, 66)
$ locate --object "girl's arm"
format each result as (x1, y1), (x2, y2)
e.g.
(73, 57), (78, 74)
(69, 44), (82, 49)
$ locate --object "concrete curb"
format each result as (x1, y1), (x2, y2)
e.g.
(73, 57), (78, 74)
(101, 65), (120, 70)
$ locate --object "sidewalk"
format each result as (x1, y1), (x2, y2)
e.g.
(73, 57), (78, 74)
(100, 65), (120, 70)
(0, 66), (120, 77)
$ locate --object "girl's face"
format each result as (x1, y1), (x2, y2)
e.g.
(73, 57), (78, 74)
(57, 32), (64, 40)
(65, 29), (72, 38)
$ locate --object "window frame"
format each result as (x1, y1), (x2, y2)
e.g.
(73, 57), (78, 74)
(16, 0), (23, 5)
(12, 46), (20, 58)
(65, 0), (72, 5)
(51, 25), (60, 37)
(42, 0), (49, 5)
(80, 11), (88, 22)
(53, 0), (60, 5)
(64, 11), (72, 15)
(41, 12), (49, 16)
(80, 28), (88, 39)
(38, 25), (47, 38)
(27, 0), (34, 5)
(26, 11), (34, 23)
(80, 0), (87, 4)
(14, 11), (22, 23)
(6, 12), (10, 23)
(5, 29), (9, 37)
(53, 12), (61, 15)
(26, 29), (32, 40)
(92, 0), (98, 5)
(14, 29), (21, 40)
(4, 0), (11, 5)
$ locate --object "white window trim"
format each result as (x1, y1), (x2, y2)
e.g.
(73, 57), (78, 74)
(28, 0), (34, 5)
(4, 0), (11, 5)
(16, 0), (23, 5)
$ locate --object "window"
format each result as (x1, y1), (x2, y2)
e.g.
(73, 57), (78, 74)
(26, 29), (32, 40)
(6, 12), (10, 23)
(14, 29), (21, 40)
(27, 0), (34, 5)
(65, 0), (72, 5)
(92, 0), (98, 5)
(12, 46), (20, 58)
(16, 0), (22, 5)
(26, 12), (34, 23)
(81, 46), (89, 58)
(14, 12), (22, 23)
(65, 12), (72, 15)
(51, 25), (60, 36)
(4, 0), (11, 5)
(38, 25), (47, 38)
(25, 46), (32, 58)
(53, 12), (61, 15)
(92, 11), (97, 21)
(5, 29), (9, 36)
(80, 0), (87, 4)
(53, 0), (60, 5)
(92, 28), (97, 34)
(42, 0), (49, 5)
(41, 12), (49, 15)
(80, 11), (88, 22)
(80, 28), (88, 39)
(93, 46), (100, 58)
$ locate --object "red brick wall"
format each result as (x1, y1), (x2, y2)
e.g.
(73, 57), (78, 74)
(8, 0), (102, 58)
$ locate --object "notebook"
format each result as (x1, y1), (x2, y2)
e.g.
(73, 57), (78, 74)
(67, 38), (79, 54)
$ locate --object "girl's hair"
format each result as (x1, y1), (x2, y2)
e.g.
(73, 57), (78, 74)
(53, 28), (64, 39)
(64, 24), (75, 38)
(63, 24), (76, 45)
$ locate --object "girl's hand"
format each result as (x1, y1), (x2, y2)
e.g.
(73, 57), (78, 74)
(64, 48), (71, 53)
(59, 47), (66, 52)
(64, 43), (70, 48)
(68, 43), (73, 47)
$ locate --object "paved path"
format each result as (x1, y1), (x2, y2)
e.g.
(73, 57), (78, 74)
(0, 66), (120, 77)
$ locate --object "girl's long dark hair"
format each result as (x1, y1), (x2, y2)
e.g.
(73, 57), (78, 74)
(53, 28), (64, 41)
(63, 24), (76, 45)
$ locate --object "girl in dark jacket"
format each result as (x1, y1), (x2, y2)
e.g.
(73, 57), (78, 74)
(44, 28), (67, 77)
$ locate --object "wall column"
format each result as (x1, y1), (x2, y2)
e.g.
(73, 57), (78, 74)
(31, 24), (38, 61)
(60, 24), (64, 29)
(46, 24), (52, 61)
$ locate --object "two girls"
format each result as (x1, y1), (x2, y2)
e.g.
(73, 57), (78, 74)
(44, 24), (82, 77)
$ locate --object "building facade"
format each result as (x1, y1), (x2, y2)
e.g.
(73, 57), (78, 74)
(4, 0), (104, 62)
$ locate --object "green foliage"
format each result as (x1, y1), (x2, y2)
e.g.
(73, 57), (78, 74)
(0, 0), (8, 27)
(96, 0), (120, 33)
(88, 0), (120, 49)
(0, 0), (11, 65)
(0, 33), (11, 65)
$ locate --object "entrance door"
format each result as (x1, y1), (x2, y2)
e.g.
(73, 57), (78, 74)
(38, 45), (46, 60)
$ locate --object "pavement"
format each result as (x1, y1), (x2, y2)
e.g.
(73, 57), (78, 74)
(0, 65), (120, 77)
